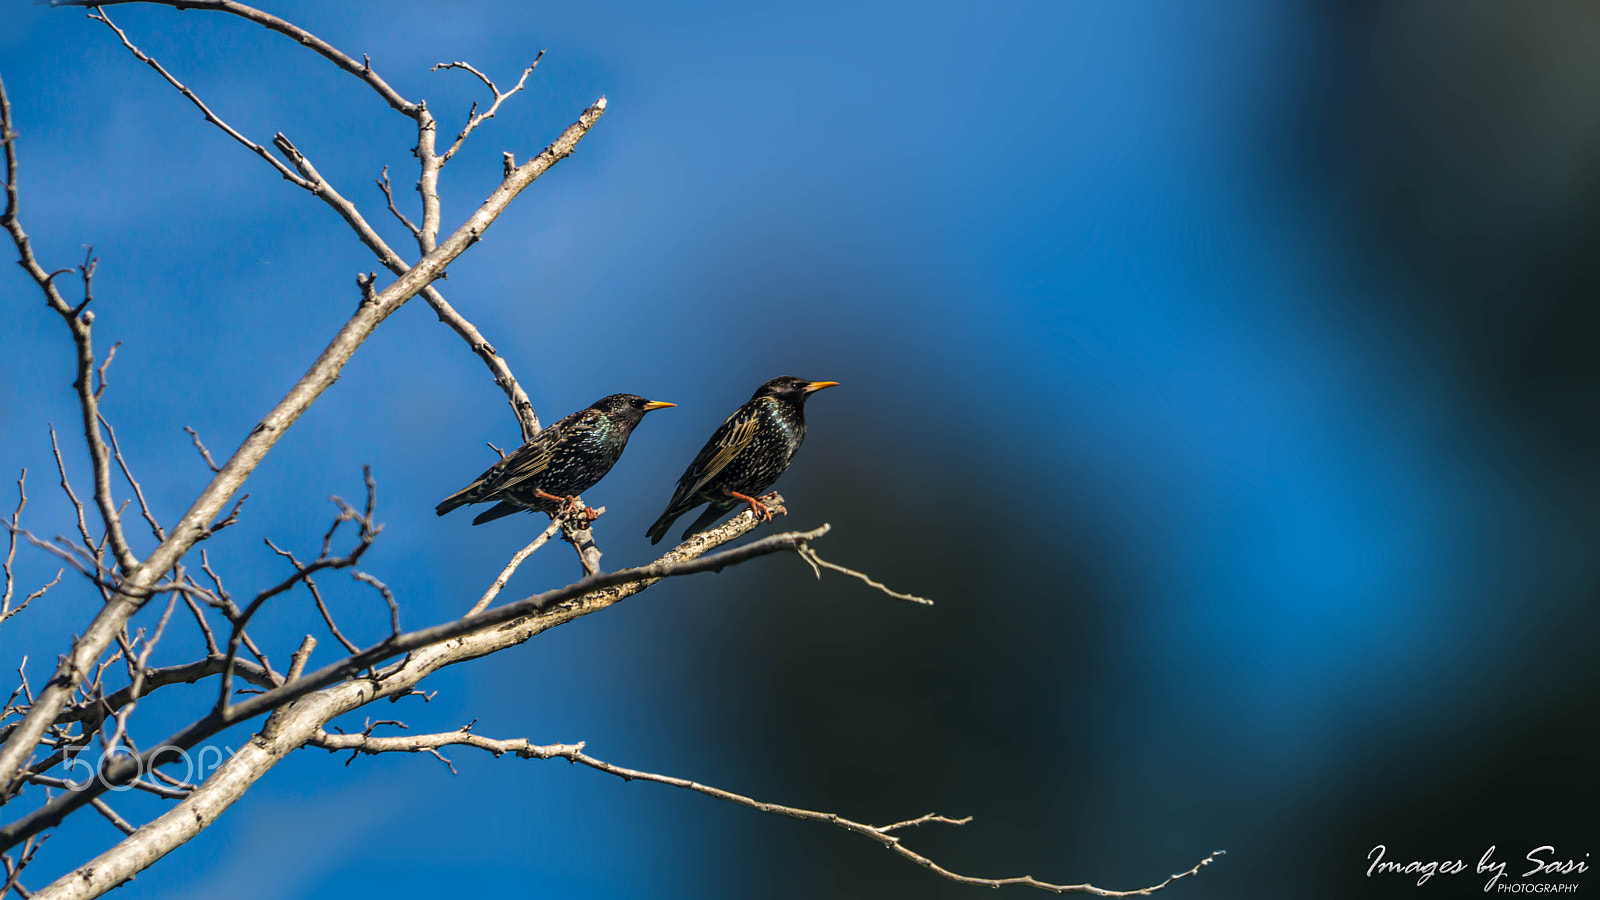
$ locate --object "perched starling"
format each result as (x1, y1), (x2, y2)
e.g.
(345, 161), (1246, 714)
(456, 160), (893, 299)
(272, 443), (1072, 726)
(437, 394), (675, 525)
(646, 376), (838, 544)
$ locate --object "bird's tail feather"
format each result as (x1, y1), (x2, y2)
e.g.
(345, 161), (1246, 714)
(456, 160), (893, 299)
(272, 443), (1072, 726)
(435, 484), (478, 517)
(471, 500), (523, 526)
(680, 504), (729, 541)
(646, 508), (683, 545)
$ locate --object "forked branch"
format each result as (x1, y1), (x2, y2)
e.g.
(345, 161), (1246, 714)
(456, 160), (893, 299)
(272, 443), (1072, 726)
(432, 51), (544, 163)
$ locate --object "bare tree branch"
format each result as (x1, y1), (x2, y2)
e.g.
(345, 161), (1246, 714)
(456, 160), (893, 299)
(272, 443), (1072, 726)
(0, 56), (606, 796)
(20, 505), (799, 892)
(3, 9), (1216, 898)
(26, 772), (186, 802)
(557, 505), (605, 576)
(3, 657), (271, 738)
(1, 471), (25, 625)
(0, 571), (59, 629)
(421, 283), (543, 441)
(219, 478), (379, 713)
(6, 505), (823, 851)
(2, 134), (140, 581)
(1, 833), (45, 899)
(310, 727), (1222, 896)
(285, 571), (355, 656)
(432, 52), (544, 163)
(72, 1), (547, 442)
(53, 0), (422, 116)
(85, 8), (315, 190)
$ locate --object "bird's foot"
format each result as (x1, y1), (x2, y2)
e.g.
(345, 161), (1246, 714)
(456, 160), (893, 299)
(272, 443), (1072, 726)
(727, 490), (775, 522)
(539, 489), (600, 523)
(563, 498), (602, 524)
(756, 491), (789, 516)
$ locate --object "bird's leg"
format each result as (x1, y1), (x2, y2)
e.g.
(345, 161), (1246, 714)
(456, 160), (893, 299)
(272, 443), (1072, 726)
(536, 489), (600, 522)
(725, 489), (774, 522)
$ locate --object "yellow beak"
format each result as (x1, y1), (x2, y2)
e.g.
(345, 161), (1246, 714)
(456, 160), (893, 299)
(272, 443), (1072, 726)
(641, 400), (677, 411)
(803, 381), (840, 393)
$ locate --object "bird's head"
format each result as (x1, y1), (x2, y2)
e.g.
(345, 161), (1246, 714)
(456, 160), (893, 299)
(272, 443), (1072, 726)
(753, 376), (840, 405)
(593, 394), (676, 424)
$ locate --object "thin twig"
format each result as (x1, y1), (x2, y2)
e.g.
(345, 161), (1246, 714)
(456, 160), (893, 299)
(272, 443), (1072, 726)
(101, 595), (180, 754)
(47, 427), (96, 568)
(0, 473), (59, 627)
(87, 798), (135, 836)
(351, 571), (400, 637)
(375, 167), (419, 237)
(301, 576), (359, 654)
(182, 427), (221, 474)
(27, 772), (187, 801)
(60, 0), (422, 116)
(0, 522), (216, 602)
(469, 520), (561, 615)
(179, 592), (220, 655)
(99, 413), (164, 543)
(195, 494), (247, 541)
(219, 480), (379, 712)
(797, 546), (932, 605)
(91, 340), (117, 401)
(1, 471), (23, 620)
(0, 832), (45, 899)
(283, 637), (316, 683)
(86, 9), (316, 190)
(262, 636), (317, 733)
(1, 571), (60, 628)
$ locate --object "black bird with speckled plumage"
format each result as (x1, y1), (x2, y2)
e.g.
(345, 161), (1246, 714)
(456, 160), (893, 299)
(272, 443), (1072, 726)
(437, 394), (675, 525)
(646, 376), (838, 544)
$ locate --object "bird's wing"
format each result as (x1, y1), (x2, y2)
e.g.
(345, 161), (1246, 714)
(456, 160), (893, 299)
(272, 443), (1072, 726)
(667, 406), (761, 511)
(481, 408), (599, 493)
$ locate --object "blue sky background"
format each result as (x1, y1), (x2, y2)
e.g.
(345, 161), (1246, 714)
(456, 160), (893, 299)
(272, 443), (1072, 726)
(3, 2), (1598, 898)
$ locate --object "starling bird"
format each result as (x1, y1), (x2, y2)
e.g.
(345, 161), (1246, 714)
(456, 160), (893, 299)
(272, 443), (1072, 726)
(646, 376), (838, 544)
(437, 394), (675, 525)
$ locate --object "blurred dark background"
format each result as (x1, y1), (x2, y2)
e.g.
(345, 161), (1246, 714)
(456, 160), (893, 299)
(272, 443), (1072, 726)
(2, 1), (1596, 897)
